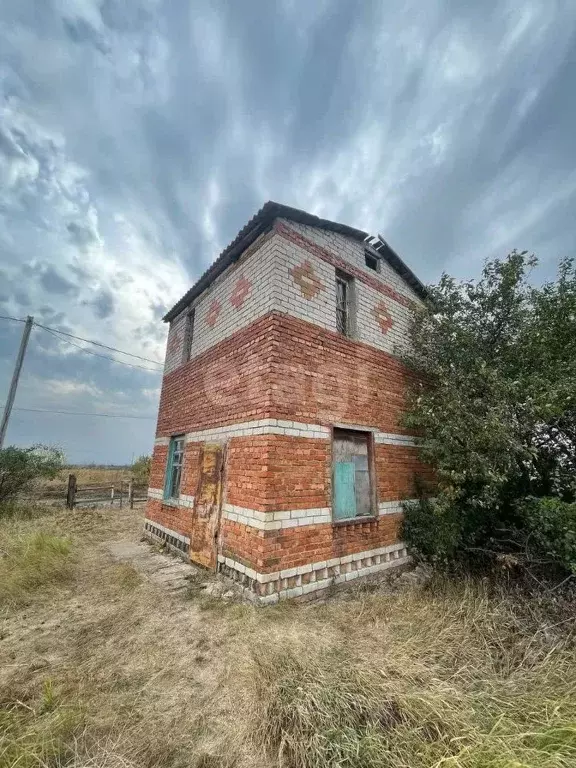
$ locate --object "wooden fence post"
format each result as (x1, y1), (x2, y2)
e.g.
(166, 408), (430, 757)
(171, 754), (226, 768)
(128, 480), (134, 509)
(110, 485), (115, 506)
(66, 474), (77, 509)
(119, 481), (123, 508)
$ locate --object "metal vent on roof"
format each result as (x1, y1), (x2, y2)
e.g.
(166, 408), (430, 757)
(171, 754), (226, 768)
(364, 233), (390, 255)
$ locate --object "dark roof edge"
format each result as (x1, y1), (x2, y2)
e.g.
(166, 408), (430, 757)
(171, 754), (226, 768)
(163, 201), (426, 322)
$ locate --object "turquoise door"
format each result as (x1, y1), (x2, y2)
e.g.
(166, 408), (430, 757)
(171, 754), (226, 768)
(334, 461), (357, 520)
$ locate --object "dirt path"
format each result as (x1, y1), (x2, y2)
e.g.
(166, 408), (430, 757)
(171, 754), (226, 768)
(107, 539), (200, 594)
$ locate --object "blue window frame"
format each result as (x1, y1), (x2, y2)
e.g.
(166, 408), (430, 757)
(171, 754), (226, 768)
(164, 435), (185, 499)
(332, 429), (374, 520)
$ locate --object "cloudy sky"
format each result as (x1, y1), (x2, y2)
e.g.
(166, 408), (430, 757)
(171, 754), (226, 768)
(1, 0), (575, 464)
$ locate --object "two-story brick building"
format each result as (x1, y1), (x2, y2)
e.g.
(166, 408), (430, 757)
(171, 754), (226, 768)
(144, 201), (432, 603)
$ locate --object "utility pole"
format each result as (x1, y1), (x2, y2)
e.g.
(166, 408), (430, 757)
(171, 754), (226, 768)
(0, 315), (34, 449)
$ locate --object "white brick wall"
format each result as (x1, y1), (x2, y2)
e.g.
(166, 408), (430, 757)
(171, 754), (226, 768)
(164, 232), (277, 374)
(272, 231), (337, 333)
(147, 488), (195, 508)
(153, 420), (414, 446)
(275, 220), (420, 358)
(223, 503), (332, 530)
(285, 220), (421, 305)
(163, 219), (423, 375)
(222, 497), (413, 529)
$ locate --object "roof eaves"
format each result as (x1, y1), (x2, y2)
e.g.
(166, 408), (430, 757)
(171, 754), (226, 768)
(163, 200), (427, 321)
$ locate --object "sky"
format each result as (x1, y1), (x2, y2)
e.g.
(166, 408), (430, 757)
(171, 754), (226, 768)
(0, 0), (575, 464)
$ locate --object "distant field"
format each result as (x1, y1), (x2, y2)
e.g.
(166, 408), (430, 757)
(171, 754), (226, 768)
(37, 466), (139, 500)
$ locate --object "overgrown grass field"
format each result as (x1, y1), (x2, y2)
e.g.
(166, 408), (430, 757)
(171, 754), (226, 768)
(39, 466), (134, 494)
(0, 505), (574, 767)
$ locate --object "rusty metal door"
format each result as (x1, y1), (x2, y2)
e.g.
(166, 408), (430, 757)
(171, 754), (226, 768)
(190, 442), (225, 570)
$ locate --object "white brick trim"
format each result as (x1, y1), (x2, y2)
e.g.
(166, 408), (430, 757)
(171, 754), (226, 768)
(183, 419), (330, 442)
(222, 498), (411, 529)
(218, 542), (410, 603)
(223, 503), (331, 530)
(155, 421), (418, 446)
(147, 488), (195, 509)
(378, 498), (418, 515)
(143, 519), (190, 546)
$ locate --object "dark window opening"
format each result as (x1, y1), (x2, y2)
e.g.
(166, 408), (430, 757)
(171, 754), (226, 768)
(332, 428), (375, 520)
(336, 271), (355, 337)
(182, 309), (195, 362)
(165, 435), (185, 499)
(365, 251), (379, 272)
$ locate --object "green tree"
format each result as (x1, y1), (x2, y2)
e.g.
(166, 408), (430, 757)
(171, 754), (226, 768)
(0, 445), (65, 506)
(402, 252), (576, 572)
(131, 454), (151, 486)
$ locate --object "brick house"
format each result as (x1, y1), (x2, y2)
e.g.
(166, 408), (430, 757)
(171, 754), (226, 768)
(144, 202), (431, 603)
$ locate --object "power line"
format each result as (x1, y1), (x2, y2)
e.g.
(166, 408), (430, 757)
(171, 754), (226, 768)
(38, 326), (163, 373)
(10, 406), (157, 420)
(33, 321), (163, 365)
(1, 314), (164, 371)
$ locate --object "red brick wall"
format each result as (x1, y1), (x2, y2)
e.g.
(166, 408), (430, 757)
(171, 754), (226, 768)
(225, 437), (270, 511)
(156, 314), (277, 437)
(155, 311), (418, 439)
(264, 435), (330, 511)
(219, 514), (402, 573)
(148, 311), (430, 573)
(375, 444), (434, 501)
(146, 499), (191, 539)
(226, 435), (330, 512)
(220, 519), (265, 570)
(266, 313), (418, 434)
(149, 444), (168, 490)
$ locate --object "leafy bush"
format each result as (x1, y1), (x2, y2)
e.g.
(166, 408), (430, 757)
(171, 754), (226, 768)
(131, 454), (151, 486)
(520, 497), (576, 574)
(402, 253), (576, 576)
(0, 445), (64, 507)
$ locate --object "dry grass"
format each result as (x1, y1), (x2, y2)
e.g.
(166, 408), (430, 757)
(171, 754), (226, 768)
(0, 505), (574, 768)
(40, 467), (133, 495)
(0, 528), (73, 608)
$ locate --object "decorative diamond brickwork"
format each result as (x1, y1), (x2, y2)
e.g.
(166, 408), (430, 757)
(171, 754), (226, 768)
(230, 275), (252, 309)
(374, 301), (394, 334)
(289, 260), (323, 300)
(206, 299), (221, 328)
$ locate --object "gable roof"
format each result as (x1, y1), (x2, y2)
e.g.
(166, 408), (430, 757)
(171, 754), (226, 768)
(163, 201), (426, 322)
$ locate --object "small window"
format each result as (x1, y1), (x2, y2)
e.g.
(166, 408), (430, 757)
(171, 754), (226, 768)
(335, 271), (355, 337)
(365, 251), (379, 272)
(332, 429), (374, 520)
(164, 435), (185, 499)
(182, 309), (195, 362)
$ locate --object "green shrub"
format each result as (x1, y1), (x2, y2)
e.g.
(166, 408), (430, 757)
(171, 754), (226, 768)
(402, 497), (462, 565)
(131, 454), (151, 486)
(520, 497), (576, 574)
(402, 253), (576, 574)
(404, 495), (576, 578)
(0, 445), (64, 509)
